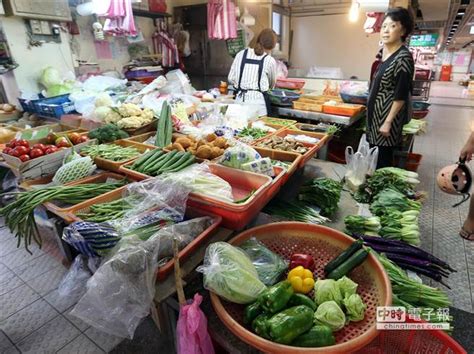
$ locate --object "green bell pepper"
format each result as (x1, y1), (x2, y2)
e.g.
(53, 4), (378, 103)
(292, 325), (336, 347)
(267, 305), (314, 344)
(244, 302), (262, 325)
(252, 313), (271, 339)
(258, 280), (294, 314)
(288, 293), (317, 311)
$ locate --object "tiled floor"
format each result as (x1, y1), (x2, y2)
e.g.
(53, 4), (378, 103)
(0, 226), (122, 353)
(0, 94), (473, 353)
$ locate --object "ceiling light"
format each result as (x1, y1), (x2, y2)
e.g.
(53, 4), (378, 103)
(348, 1), (359, 23)
(458, 10), (466, 15)
(471, 26), (474, 34)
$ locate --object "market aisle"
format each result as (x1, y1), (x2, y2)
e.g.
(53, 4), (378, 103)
(414, 102), (474, 313)
(0, 225), (123, 353)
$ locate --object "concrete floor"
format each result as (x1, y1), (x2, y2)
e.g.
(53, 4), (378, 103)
(0, 92), (473, 353)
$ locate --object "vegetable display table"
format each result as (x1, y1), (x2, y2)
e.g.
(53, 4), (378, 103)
(275, 107), (366, 127)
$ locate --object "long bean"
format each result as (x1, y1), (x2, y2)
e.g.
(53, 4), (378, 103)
(0, 182), (125, 253)
(81, 144), (140, 162)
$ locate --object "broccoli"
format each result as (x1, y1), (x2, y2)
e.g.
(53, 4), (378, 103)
(88, 124), (129, 143)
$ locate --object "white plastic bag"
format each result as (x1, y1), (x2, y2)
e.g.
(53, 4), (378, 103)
(344, 134), (378, 192)
(57, 256), (95, 298)
(70, 233), (161, 339)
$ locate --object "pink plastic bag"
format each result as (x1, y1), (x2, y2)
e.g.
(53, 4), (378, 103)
(176, 293), (215, 354)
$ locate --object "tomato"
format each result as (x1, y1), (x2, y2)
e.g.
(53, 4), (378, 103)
(16, 139), (30, 148)
(46, 133), (57, 144)
(68, 133), (81, 145)
(45, 146), (58, 154)
(32, 143), (47, 151)
(56, 137), (72, 148)
(30, 148), (45, 159)
(19, 154), (30, 162)
(2, 147), (13, 155)
(7, 139), (18, 148)
(9, 149), (20, 157)
(79, 135), (89, 143)
(13, 146), (29, 156)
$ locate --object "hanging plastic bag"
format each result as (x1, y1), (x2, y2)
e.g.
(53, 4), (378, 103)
(344, 134), (378, 192)
(239, 237), (288, 286)
(57, 255), (95, 298)
(70, 232), (162, 339)
(176, 293), (215, 354)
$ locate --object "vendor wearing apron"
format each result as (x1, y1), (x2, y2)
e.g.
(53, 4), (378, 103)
(228, 28), (277, 117)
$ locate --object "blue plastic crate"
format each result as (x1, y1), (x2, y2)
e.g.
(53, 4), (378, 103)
(34, 95), (75, 119)
(19, 94), (75, 119)
(340, 92), (368, 105)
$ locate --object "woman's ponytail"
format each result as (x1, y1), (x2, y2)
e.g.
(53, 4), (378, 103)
(253, 28), (277, 56)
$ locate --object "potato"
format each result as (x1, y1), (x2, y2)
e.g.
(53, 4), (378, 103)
(211, 146), (221, 159)
(175, 137), (192, 149)
(197, 139), (207, 147)
(3, 104), (14, 112)
(213, 137), (227, 148)
(206, 133), (217, 142)
(171, 143), (185, 152)
(196, 145), (212, 159)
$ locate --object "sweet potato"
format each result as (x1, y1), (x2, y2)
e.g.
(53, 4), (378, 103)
(196, 145), (212, 159)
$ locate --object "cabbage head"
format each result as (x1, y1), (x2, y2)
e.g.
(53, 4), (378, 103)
(343, 294), (366, 322)
(314, 301), (346, 331)
(336, 276), (358, 298)
(40, 66), (61, 88)
(314, 279), (343, 306)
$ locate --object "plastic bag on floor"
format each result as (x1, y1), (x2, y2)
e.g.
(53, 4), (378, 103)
(177, 293), (215, 354)
(57, 255), (96, 298)
(70, 232), (161, 339)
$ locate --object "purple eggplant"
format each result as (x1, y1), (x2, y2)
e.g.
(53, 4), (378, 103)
(394, 261), (451, 289)
(352, 233), (457, 272)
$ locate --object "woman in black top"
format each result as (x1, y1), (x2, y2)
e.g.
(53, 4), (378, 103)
(367, 8), (415, 168)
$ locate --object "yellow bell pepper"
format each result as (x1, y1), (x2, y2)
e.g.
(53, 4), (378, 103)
(287, 266), (315, 294)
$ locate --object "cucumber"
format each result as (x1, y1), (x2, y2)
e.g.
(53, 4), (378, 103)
(156, 102), (169, 147)
(156, 152), (185, 173)
(164, 106), (173, 147)
(143, 151), (176, 174)
(166, 155), (196, 173)
(132, 150), (163, 170)
(138, 151), (164, 172)
(324, 239), (363, 275)
(160, 152), (192, 172)
(326, 248), (370, 280)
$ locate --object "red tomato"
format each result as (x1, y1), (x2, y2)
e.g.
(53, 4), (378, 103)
(13, 146), (29, 156)
(15, 139), (30, 148)
(7, 139), (18, 148)
(19, 154), (30, 162)
(32, 143), (47, 151)
(9, 149), (21, 157)
(30, 148), (45, 159)
(2, 147), (13, 155)
(45, 147), (58, 154)
(79, 135), (89, 143)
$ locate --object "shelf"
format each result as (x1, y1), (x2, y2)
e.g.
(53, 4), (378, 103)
(133, 9), (171, 18)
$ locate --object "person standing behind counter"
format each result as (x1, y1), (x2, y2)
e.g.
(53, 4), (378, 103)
(367, 7), (415, 168)
(228, 28), (278, 117)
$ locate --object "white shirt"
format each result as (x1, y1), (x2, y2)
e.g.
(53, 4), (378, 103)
(228, 48), (277, 116)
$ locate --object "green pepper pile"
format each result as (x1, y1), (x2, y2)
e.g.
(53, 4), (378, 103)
(244, 281), (335, 347)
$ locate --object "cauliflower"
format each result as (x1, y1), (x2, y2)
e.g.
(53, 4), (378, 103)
(118, 103), (142, 117)
(95, 93), (113, 107)
(117, 116), (144, 129)
(94, 106), (112, 121)
(104, 110), (122, 124)
(141, 108), (154, 123)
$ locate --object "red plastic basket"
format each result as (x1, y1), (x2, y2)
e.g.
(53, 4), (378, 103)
(187, 164), (272, 230)
(413, 110), (429, 119)
(355, 318), (466, 354)
(211, 223), (392, 353)
(276, 78), (306, 90)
